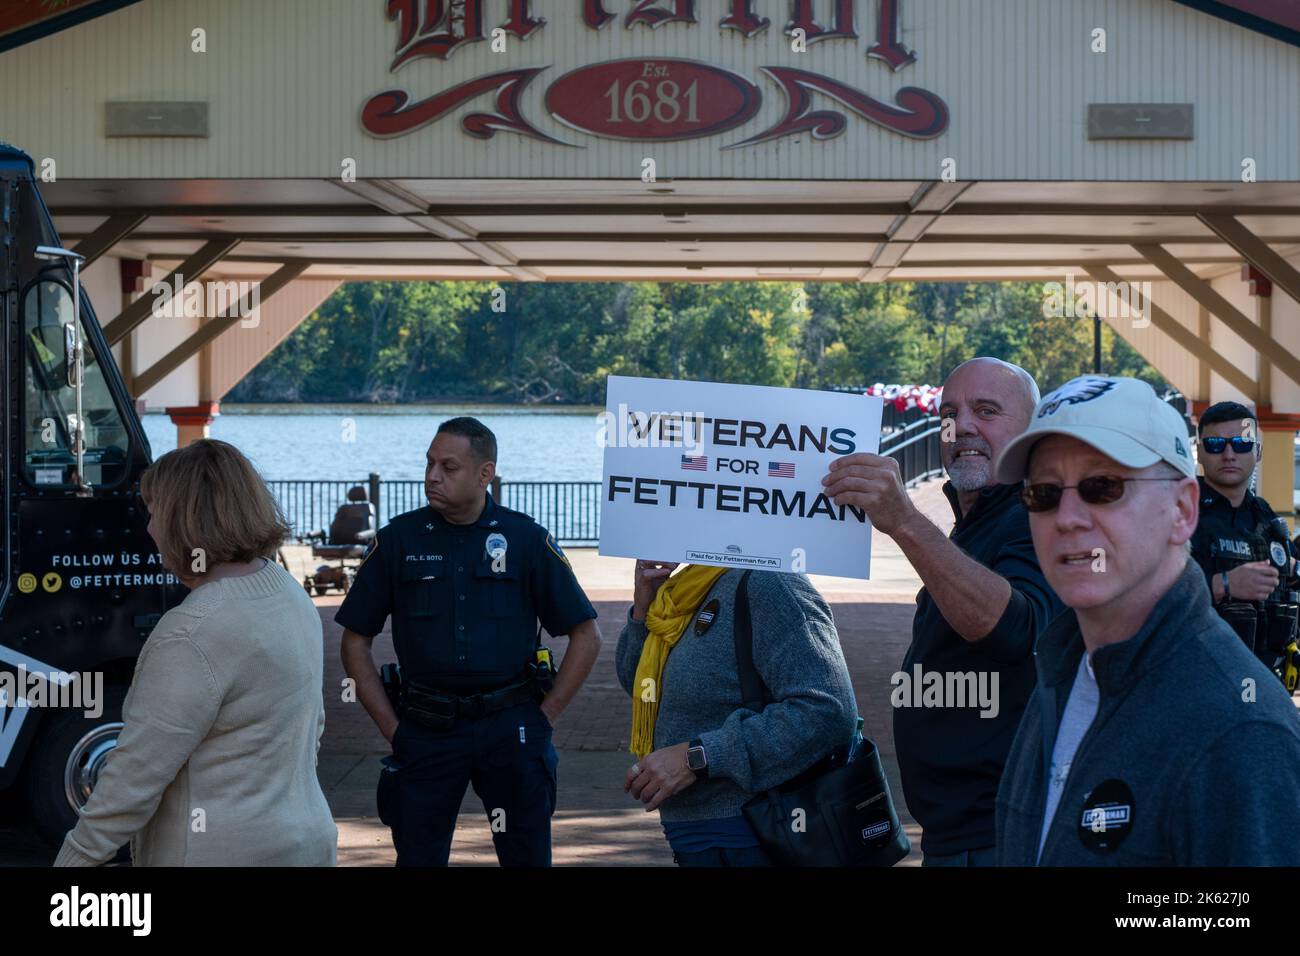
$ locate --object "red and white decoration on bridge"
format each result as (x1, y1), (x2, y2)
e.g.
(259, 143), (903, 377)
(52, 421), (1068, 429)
(866, 383), (942, 415)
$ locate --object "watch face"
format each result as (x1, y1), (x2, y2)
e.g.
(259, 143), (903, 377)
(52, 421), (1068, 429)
(687, 747), (706, 771)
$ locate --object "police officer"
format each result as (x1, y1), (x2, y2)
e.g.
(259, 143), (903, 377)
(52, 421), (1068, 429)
(337, 417), (602, 866)
(1189, 401), (1300, 691)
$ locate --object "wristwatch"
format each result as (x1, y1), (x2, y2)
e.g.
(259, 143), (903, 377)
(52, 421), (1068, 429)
(1221, 570), (1232, 603)
(686, 738), (708, 779)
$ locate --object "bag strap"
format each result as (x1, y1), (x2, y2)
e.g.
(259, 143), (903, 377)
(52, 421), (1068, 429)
(733, 570), (768, 712)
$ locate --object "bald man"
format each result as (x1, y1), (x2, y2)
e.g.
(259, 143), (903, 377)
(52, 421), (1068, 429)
(823, 358), (1063, 865)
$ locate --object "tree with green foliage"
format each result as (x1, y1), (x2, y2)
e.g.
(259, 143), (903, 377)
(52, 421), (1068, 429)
(227, 280), (1167, 404)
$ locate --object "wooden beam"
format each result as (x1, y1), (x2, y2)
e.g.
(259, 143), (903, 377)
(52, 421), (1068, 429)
(70, 212), (148, 266)
(1084, 265), (1256, 397)
(946, 203), (1300, 218)
(133, 262), (309, 395)
(918, 233), (1300, 246)
(101, 237), (241, 346)
(52, 203), (385, 218)
(1134, 242), (1300, 388)
(859, 181), (975, 283)
(1197, 304), (1210, 401)
(1197, 213), (1300, 305)
(59, 229), (1300, 247)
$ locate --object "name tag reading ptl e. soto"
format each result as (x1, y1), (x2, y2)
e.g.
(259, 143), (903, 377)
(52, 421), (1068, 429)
(598, 375), (882, 580)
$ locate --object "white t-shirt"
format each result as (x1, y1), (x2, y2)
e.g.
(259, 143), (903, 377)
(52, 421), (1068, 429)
(1037, 651), (1100, 863)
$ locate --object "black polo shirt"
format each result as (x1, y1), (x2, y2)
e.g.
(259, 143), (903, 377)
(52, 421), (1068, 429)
(894, 481), (1063, 856)
(335, 494), (596, 692)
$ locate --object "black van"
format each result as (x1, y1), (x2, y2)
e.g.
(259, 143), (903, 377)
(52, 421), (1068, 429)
(0, 143), (185, 845)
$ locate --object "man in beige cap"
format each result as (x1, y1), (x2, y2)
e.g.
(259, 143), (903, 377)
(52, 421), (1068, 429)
(993, 375), (1300, 865)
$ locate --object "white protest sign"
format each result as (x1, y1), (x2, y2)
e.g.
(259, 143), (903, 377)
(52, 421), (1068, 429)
(598, 375), (883, 579)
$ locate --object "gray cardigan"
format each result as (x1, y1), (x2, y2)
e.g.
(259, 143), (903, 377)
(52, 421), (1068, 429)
(616, 569), (858, 822)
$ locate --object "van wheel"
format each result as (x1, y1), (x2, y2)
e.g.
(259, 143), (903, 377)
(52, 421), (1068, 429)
(23, 684), (129, 851)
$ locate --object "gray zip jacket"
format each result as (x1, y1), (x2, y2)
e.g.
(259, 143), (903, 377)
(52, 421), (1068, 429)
(616, 569), (858, 822)
(996, 559), (1300, 865)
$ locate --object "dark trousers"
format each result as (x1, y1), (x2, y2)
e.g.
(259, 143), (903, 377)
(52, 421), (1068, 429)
(673, 845), (775, 867)
(382, 699), (558, 867)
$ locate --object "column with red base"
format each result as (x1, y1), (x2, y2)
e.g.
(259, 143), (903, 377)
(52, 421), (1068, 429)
(166, 401), (220, 449)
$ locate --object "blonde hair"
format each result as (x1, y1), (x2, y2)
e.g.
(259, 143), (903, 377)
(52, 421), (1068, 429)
(140, 439), (290, 577)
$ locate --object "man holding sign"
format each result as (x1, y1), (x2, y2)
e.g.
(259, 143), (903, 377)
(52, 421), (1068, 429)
(823, 358), (1063, 866)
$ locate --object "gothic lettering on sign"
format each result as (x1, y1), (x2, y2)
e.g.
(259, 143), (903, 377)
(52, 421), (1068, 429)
(867, 0), (915, 69)
(784, 0), (856, 44)
(387, 0), (486, 65)
(583, 0), (618, 28)
(625, 0), (698, 29)
(719, 0), (770, 37)
(502, 0), (546, 39)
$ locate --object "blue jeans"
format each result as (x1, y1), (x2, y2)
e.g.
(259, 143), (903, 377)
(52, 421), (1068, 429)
(922, 844), (997, 867)
(673, 845), (775, 867)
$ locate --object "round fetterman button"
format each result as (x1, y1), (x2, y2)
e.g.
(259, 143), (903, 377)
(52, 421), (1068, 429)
(694, 599), (721, 635)
(1078, 778), (1135, 853)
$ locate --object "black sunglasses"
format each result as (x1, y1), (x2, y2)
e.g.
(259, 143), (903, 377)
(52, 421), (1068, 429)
(1200, 436), (1255, 455)
(1020, 475), (1179, 513)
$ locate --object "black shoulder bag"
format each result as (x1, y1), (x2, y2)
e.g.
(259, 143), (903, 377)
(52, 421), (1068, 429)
(734, 570), (911, 867)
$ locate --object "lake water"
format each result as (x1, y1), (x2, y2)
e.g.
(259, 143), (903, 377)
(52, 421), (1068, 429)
(141, 404), (606, 483)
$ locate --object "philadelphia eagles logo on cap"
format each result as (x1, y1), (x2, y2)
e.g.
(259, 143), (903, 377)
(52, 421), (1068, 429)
(1038, 377), (1116, 418)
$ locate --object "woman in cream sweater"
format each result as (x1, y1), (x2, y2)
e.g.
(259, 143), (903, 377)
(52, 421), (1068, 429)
(55, 439), (337, 866)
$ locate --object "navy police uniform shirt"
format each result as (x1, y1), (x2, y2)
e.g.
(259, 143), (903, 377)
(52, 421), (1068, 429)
(1190, 477), (1298, 602)
(335, 494), (596, 692)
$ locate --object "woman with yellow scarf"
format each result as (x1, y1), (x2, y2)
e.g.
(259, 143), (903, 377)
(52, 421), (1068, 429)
(616, 559), (858, 867)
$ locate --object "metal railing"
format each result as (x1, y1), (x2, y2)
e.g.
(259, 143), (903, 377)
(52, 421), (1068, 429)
(879, 408), (945, 488)
(271, 407), (946, 546)
(268, 475), (604, 546)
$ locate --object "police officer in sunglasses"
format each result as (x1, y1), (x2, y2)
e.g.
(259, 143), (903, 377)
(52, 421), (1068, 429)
(992, 376), (1300, 865)
(1188, 401), (1300, 686)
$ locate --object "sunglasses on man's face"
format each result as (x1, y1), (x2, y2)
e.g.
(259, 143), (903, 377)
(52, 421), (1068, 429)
(1199, 436), (1255, 455)
(1020, 475), (1178, 513)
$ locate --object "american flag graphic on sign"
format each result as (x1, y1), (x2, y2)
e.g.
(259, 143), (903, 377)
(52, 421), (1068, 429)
(680, 455), (708, 471)
(768, 461), (796, 478)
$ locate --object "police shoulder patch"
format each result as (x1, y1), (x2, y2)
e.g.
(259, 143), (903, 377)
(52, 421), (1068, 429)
(546, 532), (571, 569)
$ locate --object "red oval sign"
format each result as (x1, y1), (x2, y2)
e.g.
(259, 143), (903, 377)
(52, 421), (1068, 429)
(546, 59), (761, 142)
